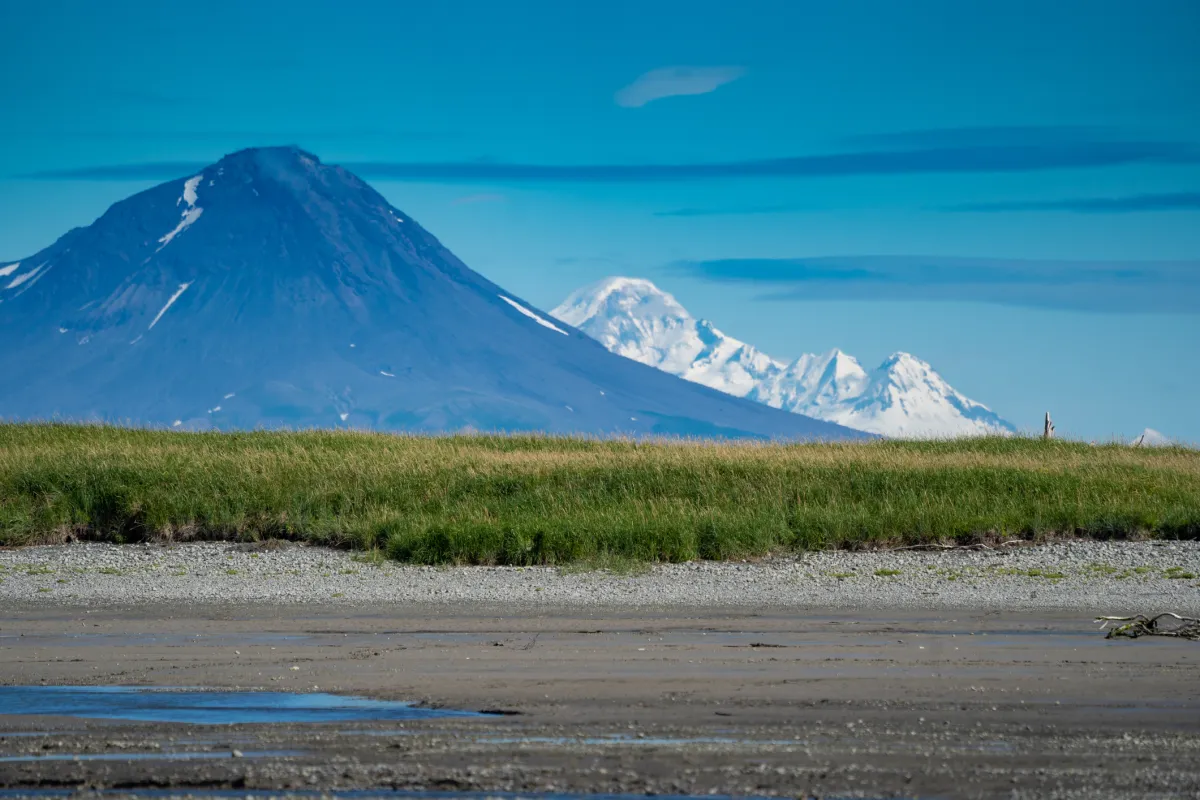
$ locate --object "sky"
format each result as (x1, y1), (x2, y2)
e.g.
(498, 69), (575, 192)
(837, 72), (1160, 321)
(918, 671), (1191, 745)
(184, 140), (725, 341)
(2, 0), (1198, 441)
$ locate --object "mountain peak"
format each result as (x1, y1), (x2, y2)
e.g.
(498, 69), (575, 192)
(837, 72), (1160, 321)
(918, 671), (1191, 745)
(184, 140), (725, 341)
(590, 275), (664, 294)
(819, 348), (868, 383)
(553, 276), (691, 330)
(1, 155), (863, 441)
(570, 276), (678, 306)
(882, 351), (925, 365)
(179, 146), (329, 190)
(826, 346), (861, 364)
(551, 276), (774, 391)
(215, 145), (322, 170)
(878, 351), (933, 380)
(556, 277), (1017, 438)
(176, 146), (375, 210)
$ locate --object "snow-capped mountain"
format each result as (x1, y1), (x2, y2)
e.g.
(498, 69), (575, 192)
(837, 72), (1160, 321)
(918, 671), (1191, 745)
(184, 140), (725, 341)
(553, 277), (1015, 438)
(1132, 428), (1174, 447)
(0, 147), (868, 441)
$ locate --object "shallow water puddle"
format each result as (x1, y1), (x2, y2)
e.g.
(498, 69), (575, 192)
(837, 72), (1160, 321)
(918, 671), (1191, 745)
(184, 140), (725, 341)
(0, 687), (480, 725)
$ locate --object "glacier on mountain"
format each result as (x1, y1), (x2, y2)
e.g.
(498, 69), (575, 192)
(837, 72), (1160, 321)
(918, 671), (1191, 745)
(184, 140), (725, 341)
(552, 277), (1015, 438)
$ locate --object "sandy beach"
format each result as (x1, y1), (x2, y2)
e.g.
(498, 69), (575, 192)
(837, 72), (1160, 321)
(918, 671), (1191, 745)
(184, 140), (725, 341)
(1, 542), (1198, 798)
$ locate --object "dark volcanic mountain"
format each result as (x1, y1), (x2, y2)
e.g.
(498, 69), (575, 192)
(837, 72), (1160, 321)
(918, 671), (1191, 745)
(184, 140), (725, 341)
(0, 146), (866, 439)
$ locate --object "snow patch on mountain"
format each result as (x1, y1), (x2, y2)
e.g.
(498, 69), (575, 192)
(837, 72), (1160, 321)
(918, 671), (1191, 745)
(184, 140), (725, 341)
(159, 175), (205, 251)
(158, 208), (203, 251)
(5, 263), (49, 291)
(499, 295), (569, 335)
(553, 276), (1015, 438)
(0, 262), (20, 278)
(147, 282), (193, 330)
(180, 175), (202, 207)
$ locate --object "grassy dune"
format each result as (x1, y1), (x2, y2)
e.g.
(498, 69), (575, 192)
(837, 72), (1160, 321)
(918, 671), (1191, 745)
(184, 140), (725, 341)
(0, 423), (1197, 564)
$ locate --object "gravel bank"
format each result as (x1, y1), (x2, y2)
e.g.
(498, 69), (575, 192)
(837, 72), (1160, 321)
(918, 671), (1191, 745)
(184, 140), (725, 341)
(2, 540), (1199, 611)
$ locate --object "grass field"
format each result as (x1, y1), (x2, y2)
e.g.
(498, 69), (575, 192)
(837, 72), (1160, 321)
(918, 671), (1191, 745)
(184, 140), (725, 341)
(1, 423), (1197, 564)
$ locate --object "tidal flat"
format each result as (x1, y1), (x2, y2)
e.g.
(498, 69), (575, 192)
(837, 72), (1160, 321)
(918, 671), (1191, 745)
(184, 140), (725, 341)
(1, 600), (1198, 799)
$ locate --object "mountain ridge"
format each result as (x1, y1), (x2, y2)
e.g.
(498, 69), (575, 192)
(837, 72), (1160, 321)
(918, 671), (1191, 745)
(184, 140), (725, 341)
(552, 276), (1015, 438)
(0, 146), (868, 441)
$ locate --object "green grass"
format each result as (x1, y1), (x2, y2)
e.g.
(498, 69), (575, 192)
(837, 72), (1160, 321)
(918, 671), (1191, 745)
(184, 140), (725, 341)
(1023, 568), (1067, 580)
(351, 548), (388, 567)
(1, 423), (1198, 565)
(558, 552), (654, 576)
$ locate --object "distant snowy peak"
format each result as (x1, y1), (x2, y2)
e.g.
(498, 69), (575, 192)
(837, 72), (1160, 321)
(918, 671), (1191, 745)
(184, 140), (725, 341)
(831, 351), (1014, 438)
(554, 277), (704, 371)
(554, 276), (691, 330)
(1132, 428), (1174, 447)
(553, 277), (1015, 439)
(555, 276), (780, 396)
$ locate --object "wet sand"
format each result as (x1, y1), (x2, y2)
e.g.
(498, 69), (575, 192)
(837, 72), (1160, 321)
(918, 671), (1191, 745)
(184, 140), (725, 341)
(1, 603), (1198, 798)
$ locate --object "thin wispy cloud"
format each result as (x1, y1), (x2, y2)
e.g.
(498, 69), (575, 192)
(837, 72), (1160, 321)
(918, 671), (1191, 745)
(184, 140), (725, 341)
(672, 256), (1200, 314)
(839, 125), (1125, 150)
(614, 66), (746, 108)
(943, 191), (1200, 213)
(20, 162), (207, 180)
(20, 138), (1199, 183)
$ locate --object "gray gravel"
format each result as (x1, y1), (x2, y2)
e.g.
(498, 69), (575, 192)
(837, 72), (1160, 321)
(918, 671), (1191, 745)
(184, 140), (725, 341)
(2, 540), (1199, 611)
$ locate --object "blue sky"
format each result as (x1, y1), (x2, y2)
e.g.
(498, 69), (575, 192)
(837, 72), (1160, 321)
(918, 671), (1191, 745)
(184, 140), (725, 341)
(2, 0), (1198, 440)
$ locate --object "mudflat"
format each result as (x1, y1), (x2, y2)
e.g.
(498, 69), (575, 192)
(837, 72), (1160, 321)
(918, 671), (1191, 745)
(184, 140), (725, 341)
(1, 600), (1198, 799)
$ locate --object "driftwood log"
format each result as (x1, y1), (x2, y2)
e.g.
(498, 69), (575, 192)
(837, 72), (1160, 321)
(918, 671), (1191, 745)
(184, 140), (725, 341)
(1096, 613), (1200, 641)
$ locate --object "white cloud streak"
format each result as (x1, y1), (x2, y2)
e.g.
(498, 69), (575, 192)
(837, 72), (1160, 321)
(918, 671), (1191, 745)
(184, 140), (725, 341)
(615, 66), (746, 108)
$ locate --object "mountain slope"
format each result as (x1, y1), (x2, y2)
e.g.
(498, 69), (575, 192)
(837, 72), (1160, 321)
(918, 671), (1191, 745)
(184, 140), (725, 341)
(553, 277), (1014, 438)
(0, 147), (867, 440)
